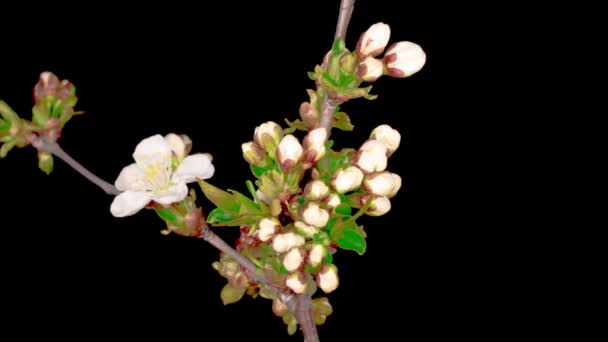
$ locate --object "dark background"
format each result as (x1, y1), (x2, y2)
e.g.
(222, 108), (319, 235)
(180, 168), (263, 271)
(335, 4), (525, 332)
(0, 1), (507, 340)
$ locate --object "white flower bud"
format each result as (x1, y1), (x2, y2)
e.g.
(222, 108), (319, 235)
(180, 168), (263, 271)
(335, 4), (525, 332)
(308, 244), (326, 267)
(286, 272), (307, 294)
(304, 180), (329, 201)
(332, 166), (364, 193)
(324, 193), (341, 208)
(258, 217), (279, 242)
(371, 124), (401, 156)
(272, 298), (288, 317)
(164, 133), (187, 161)
(283, 248), (304, 272)
(302, 202), (330, 228)
(302, 128), (327, 167)
(358, 56), (384, 82)
(317, 264), (339, 294)
(366, 196), (391, 216)
(241, 141), (267, 166)
(355, 139), (388, 173)
(254, 121), (283, 153)
(357, 22), (391, 57)
(272, 232), (305, 253)
(387, 173), (402, 198)
(294, 221), (318, 238)
(363, 172), (399, 196)
(384, 41), (426, 78)
(277, 134), (303, 173)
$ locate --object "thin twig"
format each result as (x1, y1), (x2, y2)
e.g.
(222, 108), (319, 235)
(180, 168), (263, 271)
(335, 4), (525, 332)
(334, 0), (356, 40)
(33, 136), (120, 195)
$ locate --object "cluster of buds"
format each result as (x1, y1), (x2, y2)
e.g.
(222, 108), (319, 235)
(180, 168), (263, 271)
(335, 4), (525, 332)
(357, 23), (426, 82)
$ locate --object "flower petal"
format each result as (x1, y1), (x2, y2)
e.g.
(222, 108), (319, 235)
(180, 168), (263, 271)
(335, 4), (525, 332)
(173, 153), (215, 183)
(110, 191), (152, 217)
(151, 182), (188, 205)
(133, 134), (172, 166)
(114, 163), (150, 191)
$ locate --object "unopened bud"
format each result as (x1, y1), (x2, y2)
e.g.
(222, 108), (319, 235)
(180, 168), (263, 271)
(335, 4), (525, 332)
(363, 171), (399, 196)
(283, 248), (304, 272)
(258, 217), (280, 242)
(254, 121), (283, 155)
(302, 128), (327, 168)
(164, 133), (192, 161)
(358, 56), (384, 82)
(324, 193), (341, 208)
(366, 196), (391, 216)
(387, 173), (402, 198)
(294, 221), (319, 238)
(304, 180), (329, 201)
(332, 166), (364, 193)
(286, 272), (308, 294)
(308, 244), (327, 267)
(272, 232), (305, 253)
(272, 298), (288, 317)
(301, 202), (330, 228)
(276, 134), (303, 173)
(354, 139), (388, 173)
(356, 22), (391, 57)
(339, 52), (357, 74)
(317, 264), (339, 294)
(371, 124), (401, 155)
(241, 141), (267, 166)
(299, 102), (319, 129)
(384, 41), (426, 78)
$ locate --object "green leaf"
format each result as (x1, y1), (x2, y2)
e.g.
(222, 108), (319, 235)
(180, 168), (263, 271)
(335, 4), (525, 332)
(213, 215), (262, 227)
(207, 208), (237, 224)
(198, 180), (240, 214)
(38, 152), (53, 175)
(220, 283), (247, 305)
(335, 202), (352, 216)
(229, 189), (263, 215)
(0, 118), (9, 132)
(287, 318), (298, 335)
(0, 140), (16, 158)
(0, 101), (19, 122)
(250, 165), (266, 178)
(331, 38), (346, 55)
(156, 208), (183, 226)
(284, 118), (308, 132)
(333, 111), (354, 131)
(279, 265), (289, 275)
(307, 71), (317, 80)
(336, 229), (367, 255)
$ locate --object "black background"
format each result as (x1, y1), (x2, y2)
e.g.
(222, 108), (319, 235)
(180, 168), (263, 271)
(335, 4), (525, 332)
(0, 1), (509, 340)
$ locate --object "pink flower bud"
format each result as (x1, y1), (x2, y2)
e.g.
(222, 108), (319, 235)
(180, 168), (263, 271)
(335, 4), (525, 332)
(241, 141), (267, 166)
(301, 202), (330, 228)
(363, 171), (399, 196)
(366, 196), (392, 216)
(317, 264), (339, 294)
(254, 121), (283, 153)
(302, 128), (327, 167)
(308, 244), (326, 267)
(272, 232), (305, 253)
(283, 248), (304, 272)
(258, 217), (279, 242)
(286, 272), (307, 294)
(384, 41), (426, 78)
(354, 139), (388, 173)
(304, 180), (329, 201)
(358, 56), (384, 82)
(356, 22), (391, 57)
(370, 124), (401, 155)
(276, 134), (303, 173)
(332, 165), (364, 193)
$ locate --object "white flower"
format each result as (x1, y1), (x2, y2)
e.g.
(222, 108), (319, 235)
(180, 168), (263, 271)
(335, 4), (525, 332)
(358, 57), (384, 82)
(110, 134), (214, 217)
(384, 41), (426, 78)
(308, 244), (326, 267)
(272, 232), (305, 253)
(304, 180), (329, 201)
(332, 165), (364, 193)
(357, 22), (391, 57)
(258, 217), (279, 242)
(371, 124), (401, 155)
(277, 134), (303, 173)
(164, 133), (191, 161)
(317, 264), (339, 294)
(363, 172), (399, 197)
(366, 196), (392, 216)
(286, 272), (307, 294)
(283, 248), (304, 272)
(354, 139), (388, 173)
(302, 202), (330, 228)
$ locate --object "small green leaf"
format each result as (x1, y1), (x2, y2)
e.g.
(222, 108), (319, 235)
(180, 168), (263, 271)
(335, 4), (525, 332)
(246, 180), (256, 199)
(0, 101), (19, 122)
(0, 140), (16, 158)
(325, 251), (333, 264)
(279, 265), (289, 275)
(333, 111), (354, 131)
(284, 118), (308, 132)
(0, 118), (8, 132)
(335, 202), (351, 216)
(207, 208), (237, 224)
(198, 180), (240, 214)
(38, 152), (53, 175)
(156, 208), (183, 226)
(213, 215), (262, 227)
(307, 71), (317, 80)
(331, 38), (346, 55)
(287, 318), (298, 335)
(250, 165), (266, 178)
(220, 283), (247, 305)
(336, 229), (367, 255)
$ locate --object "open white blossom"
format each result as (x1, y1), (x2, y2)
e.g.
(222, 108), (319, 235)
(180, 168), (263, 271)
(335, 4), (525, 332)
(110, 134), (214, 217)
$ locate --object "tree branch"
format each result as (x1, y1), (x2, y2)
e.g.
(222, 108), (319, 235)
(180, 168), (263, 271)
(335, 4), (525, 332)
(32, 136), (120, 195)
